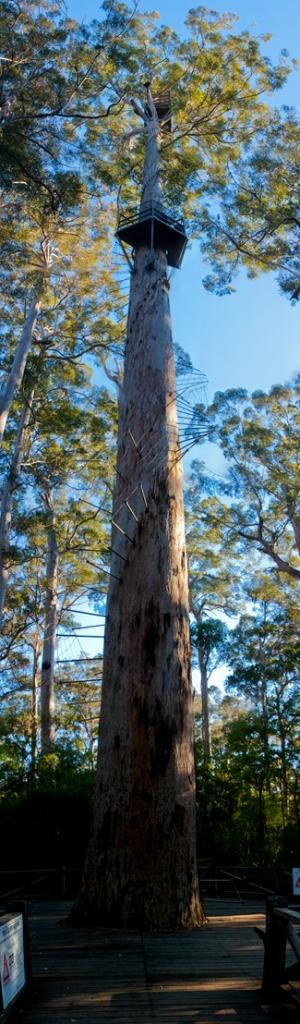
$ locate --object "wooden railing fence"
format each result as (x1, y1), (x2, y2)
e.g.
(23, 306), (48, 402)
(255, 895), (300, 1004)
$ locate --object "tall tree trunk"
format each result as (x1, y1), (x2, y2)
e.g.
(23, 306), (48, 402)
(139, 88), (162, 212)
(0, 284), (42, 444)
(258, 613), (271, 792)
(257, 774), (266, 865)
(292, 771), (300, 827)
(198, 645), (211, 765)
(260, 682), (271, 792)
(275, 685), (289, 824)
(0, 389), (34, 620)
(30, 636), (40, 779)
(72, 88), (203, 930)
(41, 493), (58, 753)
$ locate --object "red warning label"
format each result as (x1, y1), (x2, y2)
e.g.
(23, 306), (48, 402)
(2, 953), (10, 985)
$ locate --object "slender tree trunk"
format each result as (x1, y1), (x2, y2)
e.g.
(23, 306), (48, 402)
(0, 389), (34, 620)
(72, 90), (203, 930)
(258, 615), (271, 792)
(190, 605), (211, 765)
(0, 284), (42, 444)
(259, 674), (271, 792)
(41, 494), (58, 753)
(275, 686), (289, 824)
(292, 771), (300, 827)
(30, 636), (40, 779)
(198, 646), (211, 765)
(257, 774), (266, 865)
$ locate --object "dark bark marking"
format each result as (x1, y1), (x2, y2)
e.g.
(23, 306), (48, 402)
(136, 698), (150, 728)
(114, 734), (120, 750)
(164, 612), (171, 630)
(143, 623), (158, 666)
(179, 700), (185, 734)
(42, 660), (51, 671)
(140, 788), (152, 804)
(150, 704), (178, 777)
(118, 654), (124, 667)
(173, 801), (186, 835)
(96, 807), (111, 847)
(143, 597), (160, 667)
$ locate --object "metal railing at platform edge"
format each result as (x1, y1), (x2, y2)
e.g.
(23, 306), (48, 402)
(0, 866), (82, 902)
(197, 863), (292, 902)
(0, 863), (293, 905)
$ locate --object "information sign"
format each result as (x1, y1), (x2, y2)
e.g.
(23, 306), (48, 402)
(292, 867), (300, 897)
(0, 914), (25, 1011)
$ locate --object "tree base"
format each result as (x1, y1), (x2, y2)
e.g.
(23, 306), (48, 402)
(68, 877), (206, 930)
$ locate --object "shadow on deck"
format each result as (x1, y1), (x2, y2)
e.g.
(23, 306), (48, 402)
(13, 899), (299, 1023)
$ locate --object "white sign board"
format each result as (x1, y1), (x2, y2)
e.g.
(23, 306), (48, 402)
(0, 914), (25, 1011)
(292, 867), (300, 897)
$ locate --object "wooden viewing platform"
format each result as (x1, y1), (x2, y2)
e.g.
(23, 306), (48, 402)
(14, 899), (298, 1023)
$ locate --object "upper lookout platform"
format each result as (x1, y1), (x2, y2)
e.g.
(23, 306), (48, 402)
(116, 201), (188, 268)
(153, 89), (172, 132)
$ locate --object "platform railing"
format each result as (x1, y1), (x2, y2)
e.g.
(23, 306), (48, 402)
(117, 202), (185, 234)
(197, 864), (291, 901)
(255, 895), (300, 1003)
(0, 866), (81, 901)
(0, 863), (294, 903)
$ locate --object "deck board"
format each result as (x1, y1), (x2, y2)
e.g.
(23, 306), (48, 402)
(14, 898), (295, 1023)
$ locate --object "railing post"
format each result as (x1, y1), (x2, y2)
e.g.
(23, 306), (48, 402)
(61, 865), (66, 897)
(262, 895), (287, 997)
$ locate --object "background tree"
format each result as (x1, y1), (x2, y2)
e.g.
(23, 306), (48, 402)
(225, 599), (300, 829)
(207, 382), (300, 583)
(199, 108), (300, 300)
(186, 458), (243, 766)
(191, 618), (227, 765)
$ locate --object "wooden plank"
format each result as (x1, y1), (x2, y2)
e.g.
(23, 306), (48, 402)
(16, 900), (282, 1024)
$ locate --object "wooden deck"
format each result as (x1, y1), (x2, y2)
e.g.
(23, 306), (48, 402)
(16, 899), (297, 1023)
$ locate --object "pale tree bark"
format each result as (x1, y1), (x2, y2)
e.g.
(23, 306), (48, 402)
(197, 645), (211, 765)
(0, 388), (34, 620)
(275, 683), (289, 825)
(139, 84), (163, 212)
(190, 604), (211, 766)
(0, 284), (43, 444)
(30, 635), (41, 779)
(258, 635), (271, 792)
(72, 87), (203, 929)
(41, 491), (58, 753)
